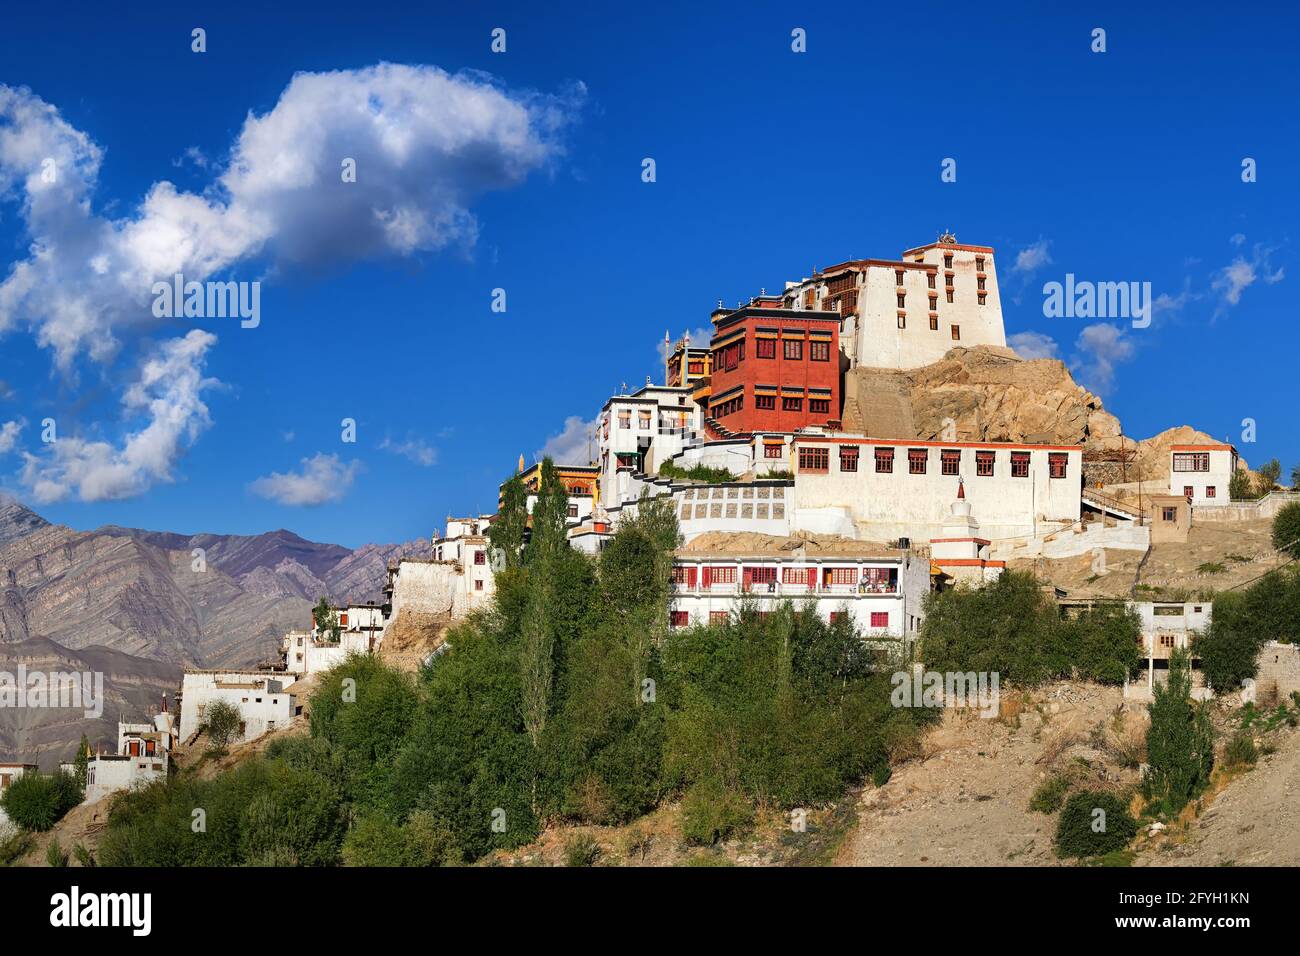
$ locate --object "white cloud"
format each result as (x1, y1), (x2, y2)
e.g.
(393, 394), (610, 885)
(19, 330), (218, 502)
(0, 419), (23, 454)
(248, 452), (360, 506)
(380, 434), (437, 467)
(1070, 323), (1134, 394)
(537, 415), (597, 465)
(1007, 331), (1059, 361)
(0, 67), (582, 370)
(1012, 239), (1053, 275)
(1212, 241), (1284, 312)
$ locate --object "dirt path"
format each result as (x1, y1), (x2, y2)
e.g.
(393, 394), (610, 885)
(837, 683), (1137, 867)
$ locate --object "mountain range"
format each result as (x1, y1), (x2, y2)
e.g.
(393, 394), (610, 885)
(0, 497), (426, 767)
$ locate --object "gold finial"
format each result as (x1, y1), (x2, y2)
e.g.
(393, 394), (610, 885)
(517, 453), (525, 473)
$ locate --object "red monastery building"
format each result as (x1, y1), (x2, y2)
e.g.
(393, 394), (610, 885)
(706, 303), (841, 436)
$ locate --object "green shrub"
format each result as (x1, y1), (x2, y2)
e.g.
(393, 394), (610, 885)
(871, 765), (892, 788)
(341, 811), (461, 867)
(1029, 774), (1071, 814)
(1143, 649), (1215, 816)
(1272, 502), (1300, 559)
(657, 461), (738, 484)
(0, 770), (83, 832)
(45, 837), (69, 867)
(203, 699), (242, 752)
(563, 833), (602, 867)
(679, 778), (754, 846)
(1054, 791), (1137, 858)
(1223, 733), (1257, 769)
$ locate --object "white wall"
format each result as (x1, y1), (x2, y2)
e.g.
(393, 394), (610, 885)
(1168, 447), (1237, 504)
(179, 672), (296, 744)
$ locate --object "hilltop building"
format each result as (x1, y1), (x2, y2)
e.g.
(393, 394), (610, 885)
(177, 672), (299, 746)
(1169, 443), (1238, 504)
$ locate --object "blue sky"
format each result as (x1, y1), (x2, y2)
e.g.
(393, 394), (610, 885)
(0, 1), (1294, 547)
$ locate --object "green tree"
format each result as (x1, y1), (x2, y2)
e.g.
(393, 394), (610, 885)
(73, 734), (90, 789)
(1054, 791), (1137, 858)
(1229, 469), (1255, 501)
(1143, 648), (1214, 816)
(1291, 462), (1300, 491)
(489, 474), (529, 570)
(1256, 458), (1281, 496)
(0, 771), (83, 832)
(1272, 501), (1300, 559)
(524, 458), (570, 565)
(1194, 591), (1265, 692)
(312, 598), (341, 642)
(204, 699), (242, 752)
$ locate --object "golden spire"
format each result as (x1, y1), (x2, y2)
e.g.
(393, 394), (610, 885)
(517, 453), (525, 474)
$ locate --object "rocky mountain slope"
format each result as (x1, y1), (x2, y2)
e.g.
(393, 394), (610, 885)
(0, 498), (426, 767)
(847, 347), (1234, 484)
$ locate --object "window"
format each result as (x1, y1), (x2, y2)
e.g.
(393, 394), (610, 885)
(1172, 453), (1210, 472)
(474, 550), (486, 565)
(474, 579), (484, 591)
(710, 611), (729, 623)
(783, 396), (803, 412)
(810, 340), (830, 362)
(946, 289), (954, 303)
(1048, 452), (1068, 479)
(799, 446), (829, 472)
(1011, 451), (1030, 478)
(978, 293), (987, 306)
(757, 338), (776, 359)
(638, 409), (652, 429)
(670, 611), (690, 628)
(897, 293), (906, 308)
(940, 449), (960, 475)
(784, 338), (803, 360)
(927, 273), (936, 289)
(748, 567), (777, 585)
(840, 446), (859, 472)
(764, 442), (784, 459)
(977, 276), (986, 291)
(1206, 486), (1216, 498)
(870, 611), (889, 629)
(810, 398), (830, 414)
(908, 448), (927, 474)
(708, 566), (737, 584)
(1162, 507), (1177, 522)
(976, 450), (995, 476)
(756, 394), (776, 410)
(617, 410), (630, 428)
(895, 270), (904, 286)
(929, 315), (938, 330)
(782, 567), (810, 584)
(827, 567), (856, 586)
(951, 325), (960, 340)
(875, 447), (894, 473)
(567, 503), (579, 518)
(829, 611), (845, 623)
(976, 257), (985, 272)
(944, 255), (953, 269)
(929, 294), (938, 310)
(1159, 634), (1175, 649)
(897, 314), (906, 329)
(1184, 485), (1194, 498)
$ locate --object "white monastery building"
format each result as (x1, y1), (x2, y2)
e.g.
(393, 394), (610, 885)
(178, 671), (298, 746)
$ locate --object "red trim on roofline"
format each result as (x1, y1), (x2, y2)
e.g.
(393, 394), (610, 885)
(790, 435), (1082, 452)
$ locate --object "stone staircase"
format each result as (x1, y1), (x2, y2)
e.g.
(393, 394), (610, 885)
(846, 368), (916, 438)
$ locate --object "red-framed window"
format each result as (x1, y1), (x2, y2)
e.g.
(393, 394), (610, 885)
(707, 566), (737, 584)
(875, 447), (894, 473)
(829, 611), (846, 624)
(1206, 486), (1216, 498)
(840, 446), (859, 472)
(1173, 452), (1210, 472)
(783, 338), (803, 360)
(976, 450), (995, 476)
(1048, 452), (1068, 479)
(670, 566), (698, 586)
(1184, 485), (1194, 498)
(670, 611), (690, 628)
(809, 398), (830, 414)
(908, 448), (927, 474)
(870, 611), (889, 628)
(798, 446), (829, 472)
(747, 567), (777, 585)
(810, 340), (830, 362)
(826, 567), (856, 585)
(1011, 452), (1030, 478)
(474, 580), (484, 591)
(755, 394), (776, 410)
(781, 567), (815, 585)
(709, 611), (728, 623)
(940, 449), (960, 476)
(782, 396), (802, 412)
(756, 338), (776, 359)
(763, 442), (783, 459)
